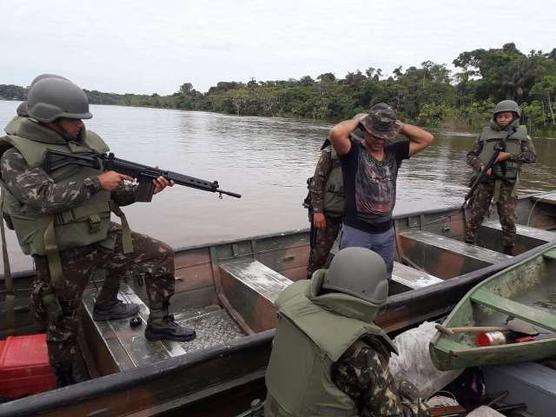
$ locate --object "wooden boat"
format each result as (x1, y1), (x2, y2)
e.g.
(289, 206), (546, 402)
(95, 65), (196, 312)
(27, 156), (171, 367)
(1, 192), (555, 416)
(430, 243), (556, 370)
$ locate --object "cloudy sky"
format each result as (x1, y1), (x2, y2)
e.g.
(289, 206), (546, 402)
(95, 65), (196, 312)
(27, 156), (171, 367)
(1, 0), (554, 95)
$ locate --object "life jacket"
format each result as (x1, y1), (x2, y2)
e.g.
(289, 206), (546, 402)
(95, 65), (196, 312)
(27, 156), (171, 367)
(478, 120), (528, 183)
(0, 118), (112, 256)
(323, 148), (344, 217)
(264, 272), (395, 417)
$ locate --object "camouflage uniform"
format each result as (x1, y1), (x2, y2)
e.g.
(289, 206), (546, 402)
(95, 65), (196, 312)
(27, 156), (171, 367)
(1, 147), (175, 385)
(332, 338), (430, 417)
(307, 148), (343, 278)
(465, 137), (536, 252)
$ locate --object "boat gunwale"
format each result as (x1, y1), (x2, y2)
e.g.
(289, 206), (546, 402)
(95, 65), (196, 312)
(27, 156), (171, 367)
(0, 329), (275, 416)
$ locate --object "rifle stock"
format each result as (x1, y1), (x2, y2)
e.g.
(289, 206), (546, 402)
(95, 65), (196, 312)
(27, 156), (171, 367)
(42, 150), (241, 201)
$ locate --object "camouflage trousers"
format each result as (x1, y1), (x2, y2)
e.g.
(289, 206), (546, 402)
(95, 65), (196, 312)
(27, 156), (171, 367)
(306, 215), (342, 278)
(31, 224), (175, 385)
(465, 181), (517, 250)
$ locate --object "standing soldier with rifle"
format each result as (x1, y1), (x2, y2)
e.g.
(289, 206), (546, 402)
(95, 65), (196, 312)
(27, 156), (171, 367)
(0, 77), (202, 386)
(464, 100), (536, 255)
(305, 140), (345, 278)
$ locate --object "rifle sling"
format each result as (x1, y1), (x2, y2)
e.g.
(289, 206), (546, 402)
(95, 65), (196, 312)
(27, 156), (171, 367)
(109, 201), (134, 254)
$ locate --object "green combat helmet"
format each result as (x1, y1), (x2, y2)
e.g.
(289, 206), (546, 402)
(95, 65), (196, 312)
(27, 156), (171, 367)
(17, 74), (70, 117)
(322, 247), (388, 305)
(494, 99), (521, 118)
(27, 78), (92, 123)
(30, 73), (69, 87)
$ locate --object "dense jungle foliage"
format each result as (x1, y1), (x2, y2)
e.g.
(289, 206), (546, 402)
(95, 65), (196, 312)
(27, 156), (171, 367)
(2, 43), (555, 135)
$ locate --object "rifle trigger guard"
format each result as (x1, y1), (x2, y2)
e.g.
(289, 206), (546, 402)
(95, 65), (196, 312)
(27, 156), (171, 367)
(218, 192), (223, 199)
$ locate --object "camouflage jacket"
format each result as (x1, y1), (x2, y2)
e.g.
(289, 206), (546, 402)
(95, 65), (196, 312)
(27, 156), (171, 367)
(0, 147), (137, 214)
(466, 135), (536, 172)
(309, 148), (332, 213)
(331, 337), (430, 417)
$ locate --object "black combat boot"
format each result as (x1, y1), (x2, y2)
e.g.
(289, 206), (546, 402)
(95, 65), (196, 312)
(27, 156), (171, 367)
(93, 299), (140, 321)
(145, 305), (196, 342)
(502, 245), (516, 256)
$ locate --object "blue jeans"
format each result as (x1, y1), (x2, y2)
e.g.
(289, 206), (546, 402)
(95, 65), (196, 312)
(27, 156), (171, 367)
(339, 224), (395, 278)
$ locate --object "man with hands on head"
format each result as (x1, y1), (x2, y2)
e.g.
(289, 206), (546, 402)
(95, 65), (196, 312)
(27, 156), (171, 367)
(328, 103), (433, 277)
(0, 76), (195, 387)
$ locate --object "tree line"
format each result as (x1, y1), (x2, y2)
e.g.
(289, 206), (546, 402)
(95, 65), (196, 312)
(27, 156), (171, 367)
(1, 43), (555, 135)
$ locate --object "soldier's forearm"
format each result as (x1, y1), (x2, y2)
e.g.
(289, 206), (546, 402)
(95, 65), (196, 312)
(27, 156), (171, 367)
(310, 193), (325, 212)
(20, 176), (102, 214)
(466, 154), (482, 171)
(111, 181), (139, 206)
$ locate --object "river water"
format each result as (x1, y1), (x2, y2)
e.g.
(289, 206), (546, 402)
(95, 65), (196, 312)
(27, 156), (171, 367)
(1, 101), (555, 271)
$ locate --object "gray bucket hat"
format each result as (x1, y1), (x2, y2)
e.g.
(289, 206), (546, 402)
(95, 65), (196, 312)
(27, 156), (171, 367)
(359, 103), (401, 140)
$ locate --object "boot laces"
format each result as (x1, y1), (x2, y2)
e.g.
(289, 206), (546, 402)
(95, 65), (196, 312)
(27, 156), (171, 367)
(164, 314), (179, 327)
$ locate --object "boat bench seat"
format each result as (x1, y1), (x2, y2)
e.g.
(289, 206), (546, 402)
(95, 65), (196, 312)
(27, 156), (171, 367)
(482, 220), (556, 243)
(399, 230), (512, 264)
(531, 192), (556, 206)
(219, 259), (294, 332)
(391, 262), (443, 289)
(471, 288), (556, 332)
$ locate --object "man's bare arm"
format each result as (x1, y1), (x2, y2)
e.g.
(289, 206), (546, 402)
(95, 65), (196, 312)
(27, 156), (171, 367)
(400, 123), (434, 156)
(329, 117), (363, 155)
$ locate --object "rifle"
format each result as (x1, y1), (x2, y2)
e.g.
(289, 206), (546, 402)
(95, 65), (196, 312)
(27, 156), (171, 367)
(41, 150), (242, 202)
(463, 126), (516, 208)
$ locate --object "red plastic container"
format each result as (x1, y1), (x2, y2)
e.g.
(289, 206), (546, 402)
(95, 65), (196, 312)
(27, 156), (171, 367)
(0, 334), (57, 399)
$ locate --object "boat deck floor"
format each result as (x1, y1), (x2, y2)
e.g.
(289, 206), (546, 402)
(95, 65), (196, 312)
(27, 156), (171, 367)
(82, 285), (245, 373)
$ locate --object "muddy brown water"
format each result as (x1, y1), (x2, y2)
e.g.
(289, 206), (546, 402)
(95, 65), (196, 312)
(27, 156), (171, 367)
(1, 101), (555, 272)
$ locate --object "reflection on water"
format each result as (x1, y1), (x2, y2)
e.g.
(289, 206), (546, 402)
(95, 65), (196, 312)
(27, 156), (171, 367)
(1, 101), (555, 271)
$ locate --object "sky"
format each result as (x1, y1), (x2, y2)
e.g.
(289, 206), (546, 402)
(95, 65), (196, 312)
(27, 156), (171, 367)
(1, 0), (555, 95)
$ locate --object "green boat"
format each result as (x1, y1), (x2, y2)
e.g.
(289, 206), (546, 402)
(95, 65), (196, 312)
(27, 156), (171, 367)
(430, 244), (556, 371)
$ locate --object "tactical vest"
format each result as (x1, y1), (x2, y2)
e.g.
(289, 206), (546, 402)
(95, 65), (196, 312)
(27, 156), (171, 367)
(265, 277), (393, 417)
(478, 123), (528, 182)
(0, 118), (112, 256)
(323, 148), (344, 217)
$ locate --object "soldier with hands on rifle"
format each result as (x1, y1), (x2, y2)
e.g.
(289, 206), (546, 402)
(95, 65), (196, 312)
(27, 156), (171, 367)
(464, 100), (536, 255)
(0, 76), (196, 386)
(305, 139), (344, 278)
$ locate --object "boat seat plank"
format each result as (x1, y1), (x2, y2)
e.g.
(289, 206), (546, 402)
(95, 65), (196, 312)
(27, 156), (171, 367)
(391, 262), (443, 289)
(531, 192), (556, 206)
(482, 220), (556, 242)
(399, 230), (511, 264)
(471, 288), (556, 332)
(219, 260), (293, 332)
(219, 259), (292, 304)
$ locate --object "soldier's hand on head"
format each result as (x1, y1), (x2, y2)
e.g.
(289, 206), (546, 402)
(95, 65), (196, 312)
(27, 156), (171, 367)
(153, 176), (174, 194)
(98, 171), (133, 192)
(313, 212), (326, 230)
